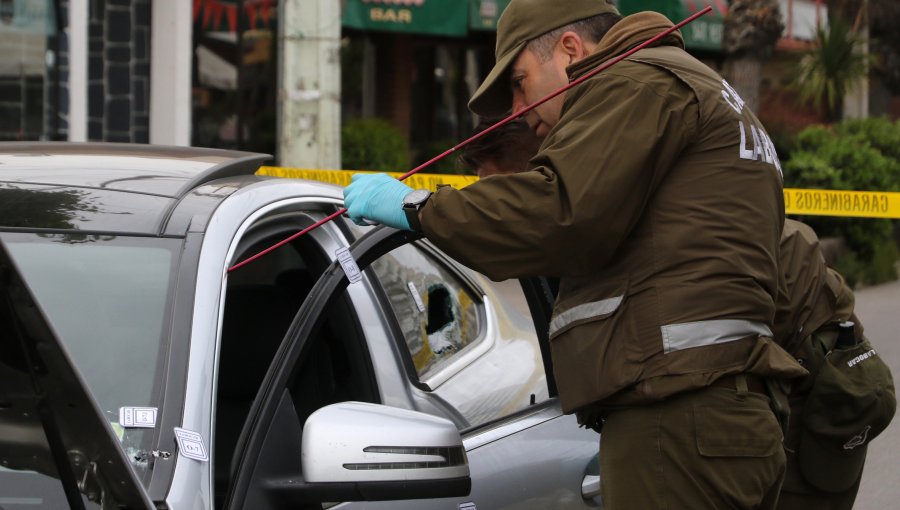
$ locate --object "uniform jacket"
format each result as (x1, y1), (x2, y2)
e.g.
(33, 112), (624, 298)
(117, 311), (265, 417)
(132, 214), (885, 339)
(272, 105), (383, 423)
(775, 224), (868, 496)
(420, 12), (806, 412)
(773, 219), (861, 358)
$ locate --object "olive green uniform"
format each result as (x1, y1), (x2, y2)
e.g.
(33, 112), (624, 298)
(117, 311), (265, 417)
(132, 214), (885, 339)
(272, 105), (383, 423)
(774, 220), (864, 510)
(421, 12), (806, 509)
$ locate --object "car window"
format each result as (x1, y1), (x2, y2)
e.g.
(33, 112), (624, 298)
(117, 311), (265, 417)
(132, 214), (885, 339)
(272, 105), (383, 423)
(0, 466), (100, 509)
(370, 244), (482, 381)
(370, 242), (550, 428)
(0, 232), (179, 484)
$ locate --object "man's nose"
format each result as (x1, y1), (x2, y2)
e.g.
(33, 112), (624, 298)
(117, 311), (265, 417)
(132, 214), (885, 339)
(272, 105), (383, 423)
(511, 94), (527, 115)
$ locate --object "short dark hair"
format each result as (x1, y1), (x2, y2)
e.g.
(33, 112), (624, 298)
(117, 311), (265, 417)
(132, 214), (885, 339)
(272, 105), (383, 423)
(527, 12), (623, 62)
(458, 118), (541, 174)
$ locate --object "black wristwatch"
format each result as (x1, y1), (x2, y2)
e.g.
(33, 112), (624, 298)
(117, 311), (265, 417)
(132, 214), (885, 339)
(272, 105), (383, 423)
(402, 189), (432, 232)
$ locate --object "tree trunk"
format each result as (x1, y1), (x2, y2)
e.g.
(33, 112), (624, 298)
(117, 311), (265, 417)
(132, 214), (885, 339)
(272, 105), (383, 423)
(724, 54), (763, 114)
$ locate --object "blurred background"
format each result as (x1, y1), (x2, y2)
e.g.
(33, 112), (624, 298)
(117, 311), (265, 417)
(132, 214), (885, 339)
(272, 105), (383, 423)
(1, 0), (898, 284)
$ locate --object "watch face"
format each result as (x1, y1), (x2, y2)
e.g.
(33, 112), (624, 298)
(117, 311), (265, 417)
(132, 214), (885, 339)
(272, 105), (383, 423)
(404, 189), (431, 206)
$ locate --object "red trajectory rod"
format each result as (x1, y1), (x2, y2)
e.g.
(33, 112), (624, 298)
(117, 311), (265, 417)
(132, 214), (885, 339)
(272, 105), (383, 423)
(228, 6), (712, 273)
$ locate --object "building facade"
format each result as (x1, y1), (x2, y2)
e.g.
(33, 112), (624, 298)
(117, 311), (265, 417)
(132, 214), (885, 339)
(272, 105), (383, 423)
(2, 0), (895, 167)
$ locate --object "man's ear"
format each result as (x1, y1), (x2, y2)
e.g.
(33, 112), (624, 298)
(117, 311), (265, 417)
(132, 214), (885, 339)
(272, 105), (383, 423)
(557, 31), (589, 63)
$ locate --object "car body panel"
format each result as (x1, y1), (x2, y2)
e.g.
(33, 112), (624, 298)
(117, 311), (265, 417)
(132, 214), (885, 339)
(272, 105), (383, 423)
(0, 142), (268, 197)
(0, 181), (176, 233)
(0, 142), (269, 235)
(334, 410), (600, 510)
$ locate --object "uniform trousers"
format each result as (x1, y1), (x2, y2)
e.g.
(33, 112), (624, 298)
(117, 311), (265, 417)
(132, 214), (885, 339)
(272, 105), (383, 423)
(599, 384), (786, 509)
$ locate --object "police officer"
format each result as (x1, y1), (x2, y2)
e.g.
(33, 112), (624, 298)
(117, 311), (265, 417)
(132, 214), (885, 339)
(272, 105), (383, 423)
(774, 219), (887, 510)
(343, 0), (806, 507)
(458, 118), (541, 178)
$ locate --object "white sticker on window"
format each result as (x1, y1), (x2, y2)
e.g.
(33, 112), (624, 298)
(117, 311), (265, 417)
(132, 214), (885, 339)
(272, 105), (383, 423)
(336, 247), (362, 284)
(174, 427), (209, 462)
(119, 407), (157, 428)
(407, 282), (426, 313)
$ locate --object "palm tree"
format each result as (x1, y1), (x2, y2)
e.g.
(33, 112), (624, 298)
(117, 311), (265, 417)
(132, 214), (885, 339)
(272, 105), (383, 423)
(722, 0), (784, 113)
(794, 19), (870, 122)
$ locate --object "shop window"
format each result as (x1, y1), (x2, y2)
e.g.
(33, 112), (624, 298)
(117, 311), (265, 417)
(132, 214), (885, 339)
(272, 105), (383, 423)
(191, 0), (277, 153)
(0, 0), (59, 141)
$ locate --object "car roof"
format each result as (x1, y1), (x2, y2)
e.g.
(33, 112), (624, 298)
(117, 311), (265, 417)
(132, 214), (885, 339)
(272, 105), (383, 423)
(0, 142), (271, 235)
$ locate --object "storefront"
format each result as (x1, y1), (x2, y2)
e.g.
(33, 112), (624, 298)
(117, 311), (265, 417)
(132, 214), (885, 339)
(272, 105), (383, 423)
(187, 0), (727, 164)
(0, 0), (60, 141)
(191, 0), (278, 152)
(340, 0), (511, 170)
(340, 0), (728, 168)
(190, 0), (505, 161)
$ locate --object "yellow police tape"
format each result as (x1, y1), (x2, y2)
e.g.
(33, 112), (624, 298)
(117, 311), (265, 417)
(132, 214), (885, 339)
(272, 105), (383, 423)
(259, 166), (479, 192)
(258, 167), (900, 219)
(783, 188), (900, 219)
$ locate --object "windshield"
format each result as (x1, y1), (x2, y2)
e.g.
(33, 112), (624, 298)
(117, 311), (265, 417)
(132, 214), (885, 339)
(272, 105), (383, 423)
(0, 232), (180, 489)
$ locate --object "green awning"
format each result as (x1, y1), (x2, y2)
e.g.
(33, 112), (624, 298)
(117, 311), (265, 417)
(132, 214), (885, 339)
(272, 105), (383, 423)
(342, 0), (469, 37)
(616, 0), (728, 51)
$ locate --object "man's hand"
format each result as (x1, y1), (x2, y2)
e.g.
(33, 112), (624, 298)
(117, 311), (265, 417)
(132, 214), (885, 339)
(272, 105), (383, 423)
(343, 173), (414, 230)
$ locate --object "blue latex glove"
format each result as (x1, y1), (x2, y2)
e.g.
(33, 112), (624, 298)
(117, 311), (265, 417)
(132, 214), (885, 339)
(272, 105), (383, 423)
(343, 173), (414, 230)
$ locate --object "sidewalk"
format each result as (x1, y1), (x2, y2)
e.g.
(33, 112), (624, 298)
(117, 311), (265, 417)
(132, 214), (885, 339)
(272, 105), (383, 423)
(850, 278), (900, 509)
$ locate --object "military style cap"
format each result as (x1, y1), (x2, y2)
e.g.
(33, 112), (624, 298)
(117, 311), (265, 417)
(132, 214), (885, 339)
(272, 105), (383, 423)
(468, 0), (619, 117)
(799, 338), (896, 492)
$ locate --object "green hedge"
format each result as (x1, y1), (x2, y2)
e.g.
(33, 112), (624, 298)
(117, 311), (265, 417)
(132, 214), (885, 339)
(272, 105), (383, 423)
(783, 117), (900, 286)
(341, 118), (409, 172)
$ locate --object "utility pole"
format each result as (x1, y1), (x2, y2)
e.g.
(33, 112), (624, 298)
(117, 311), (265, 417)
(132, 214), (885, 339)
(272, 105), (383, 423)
(278, 0), (341, 168)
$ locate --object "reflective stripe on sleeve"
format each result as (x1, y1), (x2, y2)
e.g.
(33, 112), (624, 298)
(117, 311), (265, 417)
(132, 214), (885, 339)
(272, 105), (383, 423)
(549, 295), (624, 337)
(660, 319), (772, 354)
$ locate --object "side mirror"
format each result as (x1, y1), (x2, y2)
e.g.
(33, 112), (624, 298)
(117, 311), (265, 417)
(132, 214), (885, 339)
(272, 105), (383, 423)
(301, 401), (471, 501)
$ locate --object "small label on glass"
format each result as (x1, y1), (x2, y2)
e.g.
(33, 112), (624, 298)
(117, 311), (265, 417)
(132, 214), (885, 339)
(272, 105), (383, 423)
(408, 282), (426, 313)
(336, 247), (362, 284)
(119, 407), (157, 428)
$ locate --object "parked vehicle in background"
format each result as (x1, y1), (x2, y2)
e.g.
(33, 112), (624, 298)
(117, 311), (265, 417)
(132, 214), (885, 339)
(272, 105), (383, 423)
(0, 143), (601, 509)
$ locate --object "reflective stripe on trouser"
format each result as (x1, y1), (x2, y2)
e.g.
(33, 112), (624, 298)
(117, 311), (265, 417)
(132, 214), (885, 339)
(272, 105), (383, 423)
(599, 386), (786, 510)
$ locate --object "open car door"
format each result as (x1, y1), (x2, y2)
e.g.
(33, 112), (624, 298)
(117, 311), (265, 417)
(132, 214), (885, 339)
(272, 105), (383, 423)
(0, 239), (154, 509)
(224, 224), (601, 510)
(224, 227), (471, 509)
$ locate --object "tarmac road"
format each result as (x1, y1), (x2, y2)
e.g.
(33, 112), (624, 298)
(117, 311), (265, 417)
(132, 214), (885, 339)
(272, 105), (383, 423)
(849, 278), (900, 509)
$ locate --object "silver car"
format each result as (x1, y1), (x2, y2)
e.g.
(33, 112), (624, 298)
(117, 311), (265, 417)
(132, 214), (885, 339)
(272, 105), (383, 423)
(0, 143), (601, 510)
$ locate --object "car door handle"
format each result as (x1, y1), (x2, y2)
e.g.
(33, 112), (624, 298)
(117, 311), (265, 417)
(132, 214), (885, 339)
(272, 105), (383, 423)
(582, 474), (601, 499)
